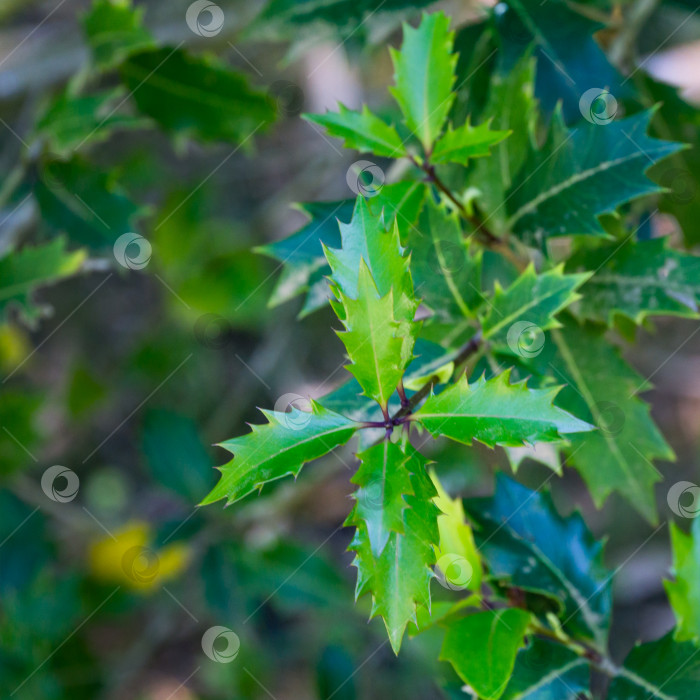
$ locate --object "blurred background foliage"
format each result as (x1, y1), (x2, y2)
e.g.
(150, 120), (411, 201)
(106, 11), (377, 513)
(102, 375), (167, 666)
(1, 0), (700, 698)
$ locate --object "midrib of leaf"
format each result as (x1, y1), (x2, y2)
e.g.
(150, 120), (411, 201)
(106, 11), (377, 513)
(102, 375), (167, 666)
(506, 148), (648, 228)
(365, 296), (394, 407)
(518, 659), (586, 695)
(589, 272), (698, 299)
(552, 329), (650, 506)
(485, 610), (504, 692)
(616, 668), (675, 700)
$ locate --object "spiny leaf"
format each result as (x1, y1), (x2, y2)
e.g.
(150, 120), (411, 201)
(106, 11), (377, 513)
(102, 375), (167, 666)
(389, 12), (456, 151)
(481, 264), (590, 344)
(502, 637), (591, 700)
(440, 609), (532, 700)
(547, 317), (675, 522)
(349, 446), (439, 653)
(201, 401), (358, 506)
(413, 370), (592, 449)
(305, 104), (405, 158)
(607, 632), (700, 699)
(331, 261), (413, 408)
(407, 197), (483, 320)
(506, 110), (683, 245)
(0, 238), (85, 326)
(665, 518), (700, 643)
(571, 236), (700, 325)
(431, 119), (510, 164)
(120, 48), (276, 145)
(466, 475), (612, 648)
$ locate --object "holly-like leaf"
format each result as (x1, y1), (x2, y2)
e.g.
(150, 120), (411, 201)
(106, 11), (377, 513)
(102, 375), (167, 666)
(571, 237), (700, 325)
(389, 12), (456, 151)
(349, 446), (439, 653)
(305, 104), (405, 158)
(407, 198), (483, 320)
(431, 470), (482, 593)
(120, 48), (276, 145)
(665, 518), (700, 643)
(413, 370), (592, 449)
(440, 609), (532, 700)
(607, 632), (700, 699)
(505, 111), (683, 245)
(470, 54), (537, 236)
(34, 156), (144, 248)
(465, 475), (612, 648)
(82, 0), (154, 69)
(496, 0), (626, 122)
(431, 119), (510, 165)
(201, 401), (358, 506)
(547, 318), (675, 522)
(502, 637), (591, 700)
(331, 261), (413, 408)
(0, 239), (85, 325)
(34, 87), (147, 157)
(481, 264), (589, 345)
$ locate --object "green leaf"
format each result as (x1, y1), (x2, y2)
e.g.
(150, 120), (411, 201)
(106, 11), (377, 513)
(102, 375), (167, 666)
(0, 238), (86, 324)
(349, 446), (439, 653)
(547, 318), (675, 522)
(201, 401), (358, 506)
(430, 470), (482, 593)
(119, 48), (276, 145)
(496, 0), (626, 122)
(389, 12), (456, 151)
(440, 609), (532, 700)
(465, 475), (612, 648)
(608, 632), (700, 699)
(82, 0), (155, 70)
(506, 111), (683, 245)
(470, 54), (537, 236)
(571, 237), (700, 325)
(34, 87), (147, 157)
(481, 264), (589, 344)
(665, 518), (700, 643)
(414, 370), (592, 449)
(502, 637), (590, 700)
(407, 197), (483, 320)
(431, 119), (510, 165)
(331, 261), (414, 409)
(305, 104), (405, 158)
(34, 156), (144, 248)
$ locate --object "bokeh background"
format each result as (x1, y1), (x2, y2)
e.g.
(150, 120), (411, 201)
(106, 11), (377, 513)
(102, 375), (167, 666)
(1, 0), (700, 698)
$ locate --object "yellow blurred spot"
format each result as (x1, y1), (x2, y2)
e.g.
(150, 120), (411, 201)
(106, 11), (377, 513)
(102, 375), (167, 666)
(88, 520), (191, 592)
(0, 324), (30, 372)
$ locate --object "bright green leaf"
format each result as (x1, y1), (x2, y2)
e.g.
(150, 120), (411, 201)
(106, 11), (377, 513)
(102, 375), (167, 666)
(431, 119), (509, 164)
(665, 518), (700, 643)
